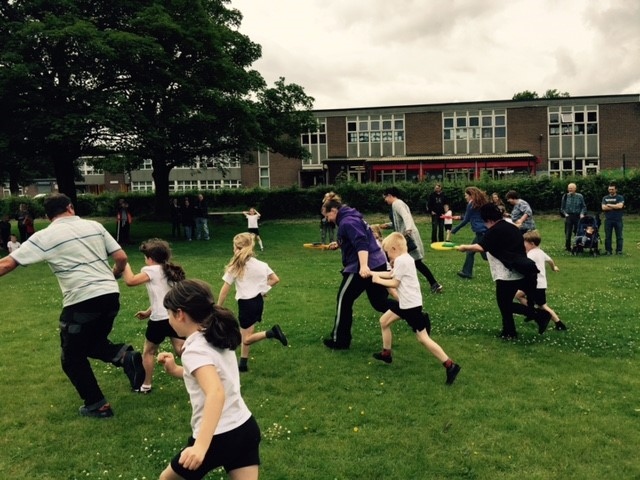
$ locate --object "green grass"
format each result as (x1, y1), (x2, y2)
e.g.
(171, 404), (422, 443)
(1, 214), (639, 479)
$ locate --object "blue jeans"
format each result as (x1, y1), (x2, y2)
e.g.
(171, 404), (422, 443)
(460, 231), (486, 277)
(604, 218), (623, 253)
(195, 217), (209, 240)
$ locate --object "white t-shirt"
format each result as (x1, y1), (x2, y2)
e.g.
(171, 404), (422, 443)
(222, 257), (274, 300)
(141, 264), (171, 321)
(391, 252), (422, 309)
(7, 240), (20, 253)
(486, 252), (524, 282)
(443, 209), (453, 226)
(527, 247), (552, 289)
(245, 213), (260, 229)
(181, 332), (251, 438)
(10, 216), (121, 306)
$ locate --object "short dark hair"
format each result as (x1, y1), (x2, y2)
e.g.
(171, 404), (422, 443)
(382, 186), (401, 198)
(44, 193), (72, 220)
(479, 203), (503, 222)
(505, 190), (519, 200)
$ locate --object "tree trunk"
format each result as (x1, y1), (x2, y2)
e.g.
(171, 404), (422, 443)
(52, 149), (78, 206)
(152, 159), (172, 219)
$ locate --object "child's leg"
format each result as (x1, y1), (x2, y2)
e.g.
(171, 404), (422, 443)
(379, 310), (401, 349)
(142, 339), (158, 388)
(541, 303), (560, 323)
(515, 289), (527, 305)
(169, 337), (185, 357)
(415, 330), (449, 363)
(241, 324), (259, 354)
(256, 235), (263, 250)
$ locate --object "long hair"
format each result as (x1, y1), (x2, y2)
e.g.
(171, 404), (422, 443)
(224, 232), (255, 278)
(139, 238), (186, 284)
(163, 279), (241, 350)
(465, 187), (489, 209)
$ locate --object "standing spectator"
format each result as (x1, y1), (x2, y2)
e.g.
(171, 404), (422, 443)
(491, 192), (508, 218)
(427, 183), (448, 243)
(381, 186), (443, 293)
(24, 214), (36, 239)
(601, 182), (624, 255)
(456, 203), (551, 340)
(7, 234), (21, 253)
(320, 191), (339, 244)
(15, 203), (29, 242)
(451, 186), (489, 279)
(322, 195), (392, 350)
(116, 198), (132, 245)
(0, 214), (10, 251)
(181, 197), (195, 242)
(506, 190), (535, 233)
(193, 194), (210, 241)
(0, 193), (144, 418)
(244, 208), (264, 251)
(560, 183), (587, 252)
(169, 198), (182, 239)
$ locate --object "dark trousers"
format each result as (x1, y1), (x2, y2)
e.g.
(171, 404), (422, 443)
(495, 277), (539, 337)
(460, 232), (486, 277)
(604, 218), (623, 253)
(415, 259), (437, 286)
(59, 294), (129, 407)
(564, 214), (580, 250)
(330, 266), (391, 347)
(431, 215), (445, 243)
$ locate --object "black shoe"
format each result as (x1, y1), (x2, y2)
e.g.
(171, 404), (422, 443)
(323, 338), (350, 350)
(431, 283), (444, 293)
(271, 324), (288, 346)
(123, 351), (145, 391)
(79, 403), (114, 418)
(372, 352), (392, 364)
(457, 272), (472, 279)
(445, 363), (461, 385)
(555, 321), (567, 331)
(535, 312), (551, 335)
(238, 363), (248, 372)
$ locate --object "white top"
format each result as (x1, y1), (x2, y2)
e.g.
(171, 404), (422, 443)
(527, 247), (552, 289)
(141, 264), (171, 321)
(443, 209), (453, 226)
(10, 216), (121, 306)
(486, 252), (524, 282)
(7, 240), (20, 253)
(222, 257), (274, 300)
(181, 332), (251, 437)
(245, 213), (260, 229)
(391, 252), (422, 309)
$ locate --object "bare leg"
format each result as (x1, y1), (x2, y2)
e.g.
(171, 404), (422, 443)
(142, 340), (158, 387)
(379, 310), (401, 349)
(229, 465), (259, 480)
(415, 329), (449, 363)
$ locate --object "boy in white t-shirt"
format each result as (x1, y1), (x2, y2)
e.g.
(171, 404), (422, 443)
(440, 205), (461, 241)
(7, 234), (20, 253)
(370, 232), (460, 385)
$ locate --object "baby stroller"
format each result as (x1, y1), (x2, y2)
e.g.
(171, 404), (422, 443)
(571, 214), (600, 256)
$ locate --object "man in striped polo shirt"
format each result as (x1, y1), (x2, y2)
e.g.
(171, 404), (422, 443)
(0, 193), (144, 418)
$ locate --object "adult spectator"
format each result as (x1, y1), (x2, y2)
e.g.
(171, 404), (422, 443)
(322, 195), (392, 349)
(560, 183), (587, 252)
(506, 190), (535, 233)
(382, 186), (443, 293)
(169, 198), (182, 238)
(0, 193), (144, 418)
(116, 198), (132, 245)
(193, 193), (210, 241)
(601, 182), (624, 255)
(427, 183), (448, 242)
(451, 186), (489, 279)
(15, 203), (29, 242)
(181, 197), (195, 241)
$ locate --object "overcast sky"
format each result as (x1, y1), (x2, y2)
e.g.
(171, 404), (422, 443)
(229, 0), (640, 110)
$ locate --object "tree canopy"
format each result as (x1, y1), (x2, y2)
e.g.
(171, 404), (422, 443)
(512, 89), (571, 100)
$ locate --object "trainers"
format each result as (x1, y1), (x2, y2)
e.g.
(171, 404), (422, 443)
(456, 272), (472, 279)
(431, 283), (444, 294)
(445, 363), (461, 385)
(323, 338), (350, 350)
(271, 324), (288, 346)
(122, 350), (145, 391)
(372, 352), (392, 364)
(135, 385), (153, 394)
(79, 403), (114, 418)
(238, 363), (249, 372)
(555, 321), (567, 331)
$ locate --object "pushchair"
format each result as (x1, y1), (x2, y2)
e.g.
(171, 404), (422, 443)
(571, 214), (600, 256)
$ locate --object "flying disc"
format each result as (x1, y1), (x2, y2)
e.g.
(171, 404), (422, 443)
(430, 241), (459, 251)
(303, 242), (331, 250)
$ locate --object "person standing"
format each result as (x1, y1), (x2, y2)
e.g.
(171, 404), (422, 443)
(322, 195), (392, 350)
(181, 197), (195, 242)
(116, 198), (132, 245)
(381, 186), (443, 293)
(244, 208), (264, 251)
(193, 194), (210, 241)
(506, 190), (535, 233)
(601, 182), (624, 255)
(451, 187), (489, 279)
(0, 193), (144, 418)
(0, 214), (11, 251)
(15, 203), (29, 242)
(560, 183), (587, 252)
(427, 183), (448, 243)
(169, 198), (182, 239)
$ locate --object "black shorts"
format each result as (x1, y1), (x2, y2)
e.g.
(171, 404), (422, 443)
(444, 225), (452, 231)
(530, 288), (547, 307)
(248, 228), (260, 236)
(145, 319), (183, 345)
(237, 295), (264, 329)
(389, 304), (429, 332)
(170, 416), (261, 479)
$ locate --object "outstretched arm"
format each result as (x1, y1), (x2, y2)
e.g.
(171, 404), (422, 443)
(0, 256), (18, 277)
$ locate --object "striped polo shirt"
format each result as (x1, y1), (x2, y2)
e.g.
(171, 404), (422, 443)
(10, 216), (122, 307)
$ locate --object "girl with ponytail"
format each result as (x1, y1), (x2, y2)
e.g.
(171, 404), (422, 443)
(123, 238), (186, 393)
(158, 279), (260, 480)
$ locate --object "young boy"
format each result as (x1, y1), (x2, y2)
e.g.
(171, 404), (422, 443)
(7, 234), (21, 253)
(370, 232), (461, 385)
(515, 230), (567, 331)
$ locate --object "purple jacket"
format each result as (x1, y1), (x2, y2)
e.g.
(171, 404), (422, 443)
(336, 206), (387, 273)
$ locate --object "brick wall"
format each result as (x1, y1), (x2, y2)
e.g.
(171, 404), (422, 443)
(599, 103), (640, 170)
(405, 112), (442, 155)
(326, 116), (347, 158)
(506, 106), (547, 161)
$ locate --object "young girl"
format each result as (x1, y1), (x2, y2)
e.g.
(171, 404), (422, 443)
(217, 233), (287, 372)
(158, 279), (261, 480)
(440, 205), (461, 242)
(123, 238), (186, 393)
(243, 208), (263, 251)
(7, 234), (21, 253)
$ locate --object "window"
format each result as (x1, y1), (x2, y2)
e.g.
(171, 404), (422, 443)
(302, 118), (327, 167)
(345, 114), (405, 157)
(443, 110), (507, 153)
(547, 105), (599, 176)
(131, 181), (154, 192)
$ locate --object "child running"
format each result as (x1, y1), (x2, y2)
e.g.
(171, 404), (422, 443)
(243, 208), (264, 251)
(123, 238), (186, 393)
(158, 279), (261, 480)
(217, 232), (287, 372)
(515, 230), (567, 331)
(371, 232), (461, 385)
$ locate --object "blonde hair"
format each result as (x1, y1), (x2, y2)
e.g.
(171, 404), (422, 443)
(322, 191), (341, 204)
(523, 229), (542, 246)
(381, 231), (407, 253)
(371, 224), (383, 241)
(224, 233), (256, 278)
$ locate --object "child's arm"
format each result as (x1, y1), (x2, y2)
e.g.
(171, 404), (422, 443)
(546, 259), (560, 272)
(371, 272), (400, 288)
(157, 352), (184, 378)
(267, 272), (279, 287)
(122, 263), (150, 287)
(217, 282), (232, 306)
(135, 307), (152, 320)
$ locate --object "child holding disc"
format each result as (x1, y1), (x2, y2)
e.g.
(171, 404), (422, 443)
(123, 238), (186, 393)
(158, 279), (261, 480)
(217, 233), (287, 372)
(371, 232), (461, 385)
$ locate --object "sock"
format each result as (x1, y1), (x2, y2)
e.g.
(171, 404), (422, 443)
(259, 240), (264, 249)
(381, 348), (391, 356)
(265, 329), (274, 339)
(443, 359), (453, 369)
(139, 384), (152, 392)
(239, 357), (248, 367)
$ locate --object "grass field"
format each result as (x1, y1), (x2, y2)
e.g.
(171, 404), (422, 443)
(1, 213), (639, 480)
